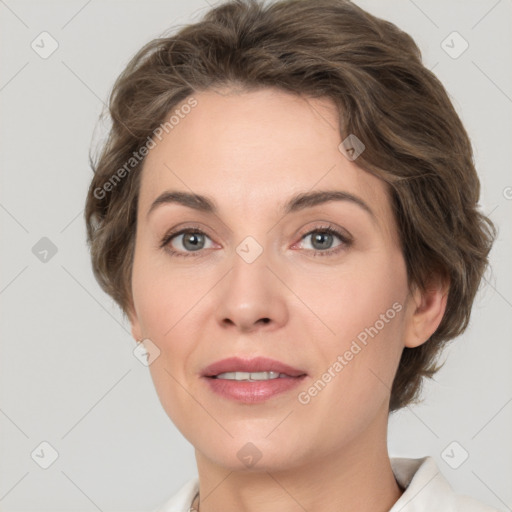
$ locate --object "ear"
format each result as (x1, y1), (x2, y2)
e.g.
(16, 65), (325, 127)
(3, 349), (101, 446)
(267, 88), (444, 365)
(403, 274), (449, 349)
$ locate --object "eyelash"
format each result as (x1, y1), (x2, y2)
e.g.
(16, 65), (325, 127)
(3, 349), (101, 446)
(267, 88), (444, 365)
(159, 223), (352, 258)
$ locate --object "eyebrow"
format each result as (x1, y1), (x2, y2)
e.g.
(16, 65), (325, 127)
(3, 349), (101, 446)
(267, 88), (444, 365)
(146, 189), (375, 220)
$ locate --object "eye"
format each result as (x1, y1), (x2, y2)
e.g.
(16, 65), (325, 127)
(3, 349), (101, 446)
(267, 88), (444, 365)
(160, 227), (215, 258)
(160, 223), (352, 258)
(297, 225), (352, 257)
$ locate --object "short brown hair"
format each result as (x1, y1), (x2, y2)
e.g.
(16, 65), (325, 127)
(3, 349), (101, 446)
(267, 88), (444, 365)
(85, 0), (495, 412)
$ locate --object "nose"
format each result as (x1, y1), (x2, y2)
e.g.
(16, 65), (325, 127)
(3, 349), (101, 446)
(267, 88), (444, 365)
(215, 248), (289, 333)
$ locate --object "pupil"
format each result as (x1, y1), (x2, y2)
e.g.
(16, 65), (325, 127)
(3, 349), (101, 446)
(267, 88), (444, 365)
(313, 232), (332, 250)
(184, 233), (204, 251)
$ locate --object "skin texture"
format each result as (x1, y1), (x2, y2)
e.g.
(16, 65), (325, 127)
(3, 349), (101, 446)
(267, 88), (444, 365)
(128, 88), (448, 512)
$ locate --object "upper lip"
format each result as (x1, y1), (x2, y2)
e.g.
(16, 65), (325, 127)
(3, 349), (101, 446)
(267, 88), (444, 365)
(202, 356), (307, 378)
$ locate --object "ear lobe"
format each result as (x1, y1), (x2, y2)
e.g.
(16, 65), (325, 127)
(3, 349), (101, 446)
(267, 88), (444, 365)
(130, 321), (143, 343)
(404, 276), (449, 349)
(126, 300), (143, 342)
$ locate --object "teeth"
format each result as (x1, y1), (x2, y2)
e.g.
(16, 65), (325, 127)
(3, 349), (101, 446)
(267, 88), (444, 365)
(215, 371), (287, 381)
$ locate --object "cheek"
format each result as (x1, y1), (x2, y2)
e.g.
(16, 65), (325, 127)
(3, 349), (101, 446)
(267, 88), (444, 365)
(131, 247), (207, 396)
(131, 239), (196, 338)
(295, 249), (407, 339)
(131, 254), (201, 433)
(295, 248), (408, 403)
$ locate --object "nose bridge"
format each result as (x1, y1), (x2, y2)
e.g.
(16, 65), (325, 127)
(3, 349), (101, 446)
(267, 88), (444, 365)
(215, 233), (288, 331)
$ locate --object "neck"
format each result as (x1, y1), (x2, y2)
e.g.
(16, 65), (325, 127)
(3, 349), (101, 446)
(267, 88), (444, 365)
(193, 407), (403, 512)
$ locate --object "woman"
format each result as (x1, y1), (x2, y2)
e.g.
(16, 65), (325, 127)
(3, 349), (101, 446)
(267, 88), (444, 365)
(85, 0), (498, 510)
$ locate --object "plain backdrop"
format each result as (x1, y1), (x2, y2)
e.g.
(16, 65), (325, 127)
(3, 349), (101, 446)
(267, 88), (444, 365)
(1, 0), (511, 511)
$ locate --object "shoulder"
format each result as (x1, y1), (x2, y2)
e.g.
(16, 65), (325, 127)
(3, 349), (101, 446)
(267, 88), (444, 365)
(152, 477), (199, 512)
(389, 456), (502, 512)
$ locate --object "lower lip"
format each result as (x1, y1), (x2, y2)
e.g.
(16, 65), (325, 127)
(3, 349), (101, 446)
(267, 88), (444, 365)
(203, 375), (306, 403)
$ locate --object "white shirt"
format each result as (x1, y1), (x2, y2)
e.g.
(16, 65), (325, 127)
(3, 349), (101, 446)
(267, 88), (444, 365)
(153, 456), (501, 512)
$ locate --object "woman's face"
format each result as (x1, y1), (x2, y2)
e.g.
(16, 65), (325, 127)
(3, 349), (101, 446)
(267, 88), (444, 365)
(129, 88), (425, 471)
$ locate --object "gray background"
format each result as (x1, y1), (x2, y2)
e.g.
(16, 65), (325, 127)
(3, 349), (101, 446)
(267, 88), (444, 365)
(0, 0), (511, 510)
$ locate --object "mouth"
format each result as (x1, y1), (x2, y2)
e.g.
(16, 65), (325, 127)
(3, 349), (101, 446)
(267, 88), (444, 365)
(202, 355), (307, 378)
(210, 370), (296, 381)
(201, 356), (307, 403)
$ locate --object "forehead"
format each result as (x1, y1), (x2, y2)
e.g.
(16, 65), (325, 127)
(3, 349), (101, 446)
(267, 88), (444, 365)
(138, 88), (391, 223)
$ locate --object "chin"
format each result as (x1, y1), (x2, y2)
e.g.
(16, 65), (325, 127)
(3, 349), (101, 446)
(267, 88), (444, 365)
(195, 433), (310, 473)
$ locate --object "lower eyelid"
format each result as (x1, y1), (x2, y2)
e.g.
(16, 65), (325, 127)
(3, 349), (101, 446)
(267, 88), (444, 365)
(162, 226), (351, 256)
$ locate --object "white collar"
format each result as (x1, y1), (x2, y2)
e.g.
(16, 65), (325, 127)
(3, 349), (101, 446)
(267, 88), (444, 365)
(154, 456), (498, 512)
(389, 456), (497, 511)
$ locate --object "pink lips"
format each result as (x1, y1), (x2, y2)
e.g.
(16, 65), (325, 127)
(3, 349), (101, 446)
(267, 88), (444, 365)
(202, 356), (306, 378)
(201, 356), (307, 403)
